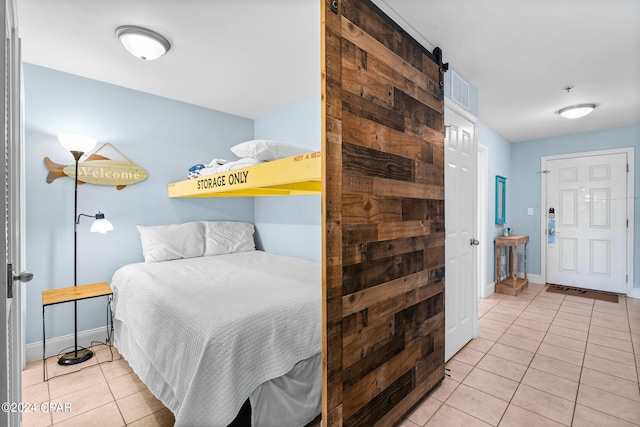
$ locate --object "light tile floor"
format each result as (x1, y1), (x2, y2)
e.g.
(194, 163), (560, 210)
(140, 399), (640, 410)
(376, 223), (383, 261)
(22, 346), (174, 427)
(401, 283), (640, 427)
(23, 283), (640, 427)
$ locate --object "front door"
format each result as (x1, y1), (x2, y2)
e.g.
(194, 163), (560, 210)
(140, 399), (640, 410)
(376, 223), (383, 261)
(546, 151), (628, 293)
(1, 2), (27, 426)
(444, 107), (477, 361)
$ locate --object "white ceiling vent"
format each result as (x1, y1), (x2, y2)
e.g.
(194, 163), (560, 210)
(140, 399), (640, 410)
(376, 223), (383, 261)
(451, 70), (470, 110)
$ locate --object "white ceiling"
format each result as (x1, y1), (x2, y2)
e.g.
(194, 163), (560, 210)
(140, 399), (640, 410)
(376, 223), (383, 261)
(17, 0), (640, 142)
(374, 0), (640, 142)
(17, 0), (321, 123)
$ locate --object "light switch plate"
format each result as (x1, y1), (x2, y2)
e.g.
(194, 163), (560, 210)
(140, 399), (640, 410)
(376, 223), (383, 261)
(528, 208), (534, 215)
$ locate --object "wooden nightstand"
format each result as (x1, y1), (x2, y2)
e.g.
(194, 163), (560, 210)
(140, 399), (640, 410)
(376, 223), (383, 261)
(42, 282), (113, 381)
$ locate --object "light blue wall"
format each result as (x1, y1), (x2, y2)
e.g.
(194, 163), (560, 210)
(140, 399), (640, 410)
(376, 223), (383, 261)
(24, 64), (255, 345)
(253, 95), (321, 261)
(478, 122), (512, 284)
(510, 125), (640, 287)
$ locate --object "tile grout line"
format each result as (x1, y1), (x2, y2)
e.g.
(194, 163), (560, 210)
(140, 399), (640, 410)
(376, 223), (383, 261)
(586, 297), (640, 426)
(518, 293), (637, 426)
(473, 287), (616, 427)
(448, 292), (510, 426)
(567, 293), (594, 427)
(103, 361), (173, 426)
(46, 368), (53, 427)
(451, 285), (568, 426)
(492, 285), (566, 427)
(515, 291), (581, 414)
(50, 357), (111, 427)
(626, 298), (640, 387)
(410, 290), (638, 426)
(100, 360), (128, 427)
(27, 348), (174, 427)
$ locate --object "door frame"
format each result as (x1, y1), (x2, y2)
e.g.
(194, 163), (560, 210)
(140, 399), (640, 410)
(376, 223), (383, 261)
(2, 0), (22, 425)
(444, 98), (480, 338)
(540, 147), (635, 296)
(477, 143), (488, 299)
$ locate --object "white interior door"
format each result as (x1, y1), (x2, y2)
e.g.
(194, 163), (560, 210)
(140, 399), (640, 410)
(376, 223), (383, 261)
(546, 152), (627, 293)
(444, 106), (477, 361)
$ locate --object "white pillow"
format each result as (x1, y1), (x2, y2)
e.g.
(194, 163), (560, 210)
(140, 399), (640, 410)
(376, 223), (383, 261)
(137, 222), (204, 262)
(230, 140), (310, 161)
(201, 221), (255, 256)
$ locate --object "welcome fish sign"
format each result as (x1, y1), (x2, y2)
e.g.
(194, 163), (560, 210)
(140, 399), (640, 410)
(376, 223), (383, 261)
(44, 143), (148, 190)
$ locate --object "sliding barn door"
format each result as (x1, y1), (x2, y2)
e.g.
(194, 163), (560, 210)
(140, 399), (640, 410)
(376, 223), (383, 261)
(322, 0), (446, 425)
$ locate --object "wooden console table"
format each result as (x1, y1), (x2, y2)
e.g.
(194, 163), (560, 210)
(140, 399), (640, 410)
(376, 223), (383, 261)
(495, 235), (529, 296)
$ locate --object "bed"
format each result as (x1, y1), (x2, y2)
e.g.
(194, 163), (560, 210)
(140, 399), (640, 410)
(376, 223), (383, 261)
(110, 249), (322, 426)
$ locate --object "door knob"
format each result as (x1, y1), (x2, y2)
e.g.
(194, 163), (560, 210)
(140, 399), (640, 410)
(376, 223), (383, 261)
(470, 238), (480, 246)
(7, 264), (33, 298)
(14, 271), (33, 282)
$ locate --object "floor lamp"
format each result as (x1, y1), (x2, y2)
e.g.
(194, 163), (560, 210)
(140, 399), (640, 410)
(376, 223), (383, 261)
(57, 134), (114, 366)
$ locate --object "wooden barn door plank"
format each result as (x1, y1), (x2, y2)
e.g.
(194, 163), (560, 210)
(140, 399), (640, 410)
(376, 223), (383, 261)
(322, 0), (446, 425)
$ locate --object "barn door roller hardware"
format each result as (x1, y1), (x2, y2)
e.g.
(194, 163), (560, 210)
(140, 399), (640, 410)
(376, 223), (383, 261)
(330, 0), (338, 13)
(433, 47), (449, 90)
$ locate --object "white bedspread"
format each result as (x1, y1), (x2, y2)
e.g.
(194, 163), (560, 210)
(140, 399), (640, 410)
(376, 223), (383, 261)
(111, 251), (321, 426)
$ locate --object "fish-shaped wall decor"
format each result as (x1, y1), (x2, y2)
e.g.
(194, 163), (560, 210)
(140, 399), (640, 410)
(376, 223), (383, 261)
(44, 143), (148, 190)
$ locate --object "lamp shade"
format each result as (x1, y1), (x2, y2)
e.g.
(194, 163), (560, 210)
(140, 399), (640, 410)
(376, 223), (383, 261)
(90, 218), (114, 234)
(90, 212), (114, 234)
(116, 25), (171, 61)
(557, 104), (596, 119)
(58, 134), (97, 154)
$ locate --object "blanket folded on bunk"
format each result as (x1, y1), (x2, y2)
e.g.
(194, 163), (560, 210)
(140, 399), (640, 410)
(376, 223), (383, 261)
(111, 251), (321, 426)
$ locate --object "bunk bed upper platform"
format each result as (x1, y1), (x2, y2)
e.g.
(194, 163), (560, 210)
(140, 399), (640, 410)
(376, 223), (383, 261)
(168, 151), (321, 198)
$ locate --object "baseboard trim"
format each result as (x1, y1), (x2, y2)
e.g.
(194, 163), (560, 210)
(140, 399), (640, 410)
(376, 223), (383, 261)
(627, 287), (640, 300)
(481, 281), (495, 298)
(527, 274), (545, 285)
(26, 327), (110, 363)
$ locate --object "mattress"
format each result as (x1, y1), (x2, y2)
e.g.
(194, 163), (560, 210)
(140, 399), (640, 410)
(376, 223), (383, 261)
(110, 251), (321, 426)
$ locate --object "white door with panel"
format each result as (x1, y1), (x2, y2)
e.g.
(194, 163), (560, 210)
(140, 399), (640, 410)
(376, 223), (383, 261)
(546, 152), (627, 293)
(444, 107), (477, 361)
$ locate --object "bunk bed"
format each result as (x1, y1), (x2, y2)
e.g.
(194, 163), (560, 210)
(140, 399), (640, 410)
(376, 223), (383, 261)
(167, 151), (321, 198)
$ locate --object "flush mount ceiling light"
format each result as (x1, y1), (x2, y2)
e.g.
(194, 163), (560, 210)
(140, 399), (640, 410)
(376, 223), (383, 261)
(557, 103), (596, 119)
(115, 25), (171, 61)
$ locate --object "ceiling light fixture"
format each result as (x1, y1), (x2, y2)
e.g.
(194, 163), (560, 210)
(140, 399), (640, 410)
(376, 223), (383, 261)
(557, 103), (596, 119)
(115, 25), (171, 61)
